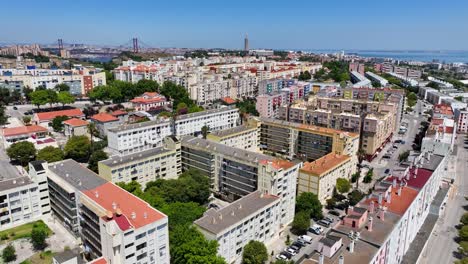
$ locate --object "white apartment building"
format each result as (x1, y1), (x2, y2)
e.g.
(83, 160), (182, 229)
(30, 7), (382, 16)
(98, 136), (181, 187)
(107, 107), (240, 154)
(42, 159), (170, 264)
(457, 109), (468, 133)
(189, 76), (231, 105)
(0, 161), (50, 230)
(195, 191), (281, 264)
(206, 125), (258, 151)
(174, 106), (240, 137)
(0, 68), (106, 95)
(350, 71), (372, 88)
(365, 71), (389, 86)
(181, 136), (300, 226)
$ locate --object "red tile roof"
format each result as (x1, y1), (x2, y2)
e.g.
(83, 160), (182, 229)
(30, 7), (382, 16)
(221, 97), (236, 105)
(2, 125), (48, 137)
(363, 186), (419, 216)
(110, 110), (127, 116)
(35, 109), (84, 121)
(63, 118), (89, 127)
(83, 182), (166, 229)
(88, 257), (107, 264)
(91, 113), (119, 123)
(385, 168), (433, 190)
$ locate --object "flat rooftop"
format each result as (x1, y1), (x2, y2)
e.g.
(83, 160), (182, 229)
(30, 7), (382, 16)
(176, 106), (238, 121)
(208, 125), (256, 138)
(48, 159), (107, 191)
(0, 175), (34, 192)
(100, 145), (174, 168)
(0, 161), (25, 181)
(301, 153), (351, 176)
(107, 119), (170, 133)
(194, 191), (280, 235)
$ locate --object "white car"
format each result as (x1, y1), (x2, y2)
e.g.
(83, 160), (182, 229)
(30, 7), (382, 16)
(276, 254), (287, 260)
(286, 247), (297, 256)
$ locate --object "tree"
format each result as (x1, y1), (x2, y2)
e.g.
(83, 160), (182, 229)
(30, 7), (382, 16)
(242, 240), (268, 264)
(296, 192), (323, 219)
(160, 202), (206, 228)
(6, 141), (36, 166)
(460, 225), (468, 241)
(170, 225), (226, 264)
(455, 258), (468, 264)
(2, 244), (16, 263)
(37, 146), (64, 163)
(87, 150), (108, 173)
(201, 125), (209, 139)
(459, 241), (468, 258)
(363, 168), (373, 184)
(57, 91), (75, 107)
(298, 71), (312, 81)
(336, 178), (351, 193)
(462, 213), (468, 226)
(351, 172), (360, 183)
(31, 226), (48, 250)
(0, 88), (11, 105)
(51, 115), (69, 132)
(30, 90), (49, 108)
(23, 87), (33, 101)
(348, 190), (365, 206)
(0, 105), (8, 126)
(54, 83), (70, 92)
(22, 116), (31, 125)
(46, 89), (58, 107)
(399, 150), (410, 162)
(64, 135), (91, 162)
(291, 211), (310, 235)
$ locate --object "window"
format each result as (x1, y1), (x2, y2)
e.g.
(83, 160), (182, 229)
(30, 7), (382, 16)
(136, 242), (147, 250)
(126, 253), (135, 259)
(159, 245), (167, 257)
(136, 232), (146, 240)
(125, 242), (134, 248)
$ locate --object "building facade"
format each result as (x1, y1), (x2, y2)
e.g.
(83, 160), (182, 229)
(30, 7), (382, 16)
(206, 125), (258, 151)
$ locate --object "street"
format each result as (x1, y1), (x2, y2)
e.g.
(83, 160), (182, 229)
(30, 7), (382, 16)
(419, 136), (467, 264)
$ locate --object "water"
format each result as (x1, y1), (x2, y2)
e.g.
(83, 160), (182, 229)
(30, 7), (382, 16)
(305, 49), (468, 64)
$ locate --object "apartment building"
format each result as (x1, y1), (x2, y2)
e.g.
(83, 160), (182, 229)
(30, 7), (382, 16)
(206, 125), (258, 151)
(256, 93), (284, 118)
(365, 71), (389, 86)
(43, 159), (170, 264)
(313, 152), (448, 264)
(98, 136), (181, 186)
(107, 107), (239, 154)
(130, 92), (172, 111)
(0, 161), (50, 230)
(349, 63), (365, 75)
(180, 136), (300, 226)
(249, 117), (359, 162)
(298, 153), (356, 203)
(90, 113), (121, 137)
(457, 109), (468, 133)
(0, 68), (106, 95)
(229, 74), (257, 99)
(350, 71), (372, 88)
(195, 191), (281, 264)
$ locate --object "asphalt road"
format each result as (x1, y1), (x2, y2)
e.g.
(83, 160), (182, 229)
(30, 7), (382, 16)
(419, 136), (467, 264)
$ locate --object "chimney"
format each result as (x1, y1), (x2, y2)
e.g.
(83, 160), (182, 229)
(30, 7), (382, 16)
(387, 192), (392, 204)
(378, 193), (383, 205)
(379, 209), (385, 221)
(398, 187), (402, 196)
(112, 202), (117, 210)
(131, 212), (136, 219)
(106, 210), (113, 220)
(319, 254), (324, 264)
(218, 213), (223, 220)
(414, 166), (419, 178)
(349, 240), (355, 253)
(116, 208), (122, 216)
(211, 217), (216, 224)
(369, 201), (375, 214)
(143, 212), (147, 219)
(95, 191), (99, 198)
(347, 206), (354, 215)
(339, 255), (344, 264)
(368, 217), (373, 232)
(405, 170), (410, 181)
(392, 178), (397, 188)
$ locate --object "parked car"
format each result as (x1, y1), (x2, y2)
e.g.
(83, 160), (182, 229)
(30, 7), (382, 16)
(384, 169), (390, 174)
(276, 254), (288, 260)
(329, 210), (340, 216)
(394, 139), (401, 143)
(298, 235), (313, 244)
(286, 247), (297, 256)
(308, 226), (321, 235)
(282, 251), (293, 259)
(400, 140), (406, 144)
(317, 219), (331, 227)
(324, 217), (334, 223)
(292, 241), (304, 248)
(13, 106), (18, 110)
(383, 155), (391, 159)
(290, 245), (300, 251)
(392, 145), (398, 149)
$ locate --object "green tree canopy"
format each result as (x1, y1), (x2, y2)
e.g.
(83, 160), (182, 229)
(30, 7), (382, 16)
(64, 135), (91, 162)
(87, 150), (108, 173)
(336, 178), (351, 193)
(242, 240), (268, 264)
(51, 115), (69, 132)
(460, 225), (468, 241)
(2, 244), (16, 263)
(0, 105), (8, 126)
(30, 90), (50, 108)
(291, 211), (310, 235)
(37, 146), (64, 163)
(31, 226), (48, 250)
(22, 115), (32, 125)
(54, 83), (70, 92)
(160, 202), (206, 228)
(296, 192), (323, 219)
(57, 91), (75, 107)
(6, 141), (36, 166)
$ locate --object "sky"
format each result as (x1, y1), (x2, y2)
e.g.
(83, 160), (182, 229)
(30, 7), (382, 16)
(1, 0), (468, 50)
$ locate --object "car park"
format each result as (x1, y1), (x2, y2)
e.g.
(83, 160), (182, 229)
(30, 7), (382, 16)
(308, 226), (322, 235)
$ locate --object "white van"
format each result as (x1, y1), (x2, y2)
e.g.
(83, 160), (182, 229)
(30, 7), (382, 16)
(298, 235), (313, 243)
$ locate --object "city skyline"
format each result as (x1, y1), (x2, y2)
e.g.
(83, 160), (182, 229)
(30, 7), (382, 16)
(1, 0), (468, 50)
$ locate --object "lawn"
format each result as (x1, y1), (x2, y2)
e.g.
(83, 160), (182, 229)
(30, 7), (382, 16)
(0, 220), (52, 243)
(20, 251), (55, 264)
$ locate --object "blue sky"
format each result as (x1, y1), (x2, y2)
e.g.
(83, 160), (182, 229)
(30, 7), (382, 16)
(1, 0), (468, 50)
